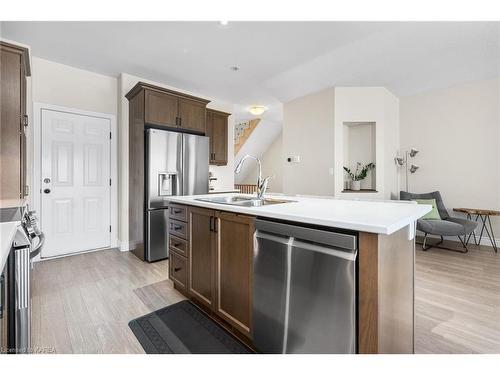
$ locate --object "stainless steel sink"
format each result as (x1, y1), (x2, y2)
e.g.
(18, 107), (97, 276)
(195, 196), (294, 207)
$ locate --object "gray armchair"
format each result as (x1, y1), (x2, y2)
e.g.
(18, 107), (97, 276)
(400, 191), (477, 253)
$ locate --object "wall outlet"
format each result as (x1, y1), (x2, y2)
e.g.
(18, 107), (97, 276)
(287, 155), (301, 163)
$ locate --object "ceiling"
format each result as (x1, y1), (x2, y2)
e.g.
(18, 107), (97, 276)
(1, 21), (499, 122)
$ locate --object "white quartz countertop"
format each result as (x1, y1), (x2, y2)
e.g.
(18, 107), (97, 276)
(0, 221), (20, 271)
(167, 194), (431, 235)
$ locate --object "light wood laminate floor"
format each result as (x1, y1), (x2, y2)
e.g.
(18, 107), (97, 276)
(31, 243), (499, 354)
(415, 241), (500, 353)
(31, 249), (185, 354)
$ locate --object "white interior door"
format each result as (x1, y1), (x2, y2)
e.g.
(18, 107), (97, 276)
(41, 109), (111, 258)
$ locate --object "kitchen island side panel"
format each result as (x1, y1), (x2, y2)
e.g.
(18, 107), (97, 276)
(378, 226), (414, 354)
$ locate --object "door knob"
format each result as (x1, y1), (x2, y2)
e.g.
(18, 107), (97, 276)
(43, 189), (51, 194)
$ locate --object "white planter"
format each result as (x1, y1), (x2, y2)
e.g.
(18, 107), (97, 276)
(351, 180), (361, 191)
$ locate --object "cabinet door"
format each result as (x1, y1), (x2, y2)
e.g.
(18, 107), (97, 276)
(206, 111), (214, 162)
(0, 47), (22, 199)
(169, 251), (188, 292)
(20, 64), (27, 197)
(215, 212), (254, 336)
(211, 112), (228, 165)
(178, 98), (206, 134)
(145, 89), (178, 128)
(188, 207), (215, 308)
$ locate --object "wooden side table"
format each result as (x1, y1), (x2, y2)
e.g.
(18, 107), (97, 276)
(453, 208), (499, 253)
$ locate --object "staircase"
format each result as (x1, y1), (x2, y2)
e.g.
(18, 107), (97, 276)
(234, 118), (261, 155)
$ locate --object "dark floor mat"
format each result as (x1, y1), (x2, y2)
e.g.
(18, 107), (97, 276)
(129, 300), (252, 354)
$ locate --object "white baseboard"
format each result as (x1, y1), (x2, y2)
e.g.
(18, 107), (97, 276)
(119, 241), (130, 252)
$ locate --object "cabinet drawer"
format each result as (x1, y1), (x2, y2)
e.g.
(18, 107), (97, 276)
(169, 252), (187, 290)
(169, 235), (188, 257)
(169, 204), (188, 222)
(169, 219), (187, 239)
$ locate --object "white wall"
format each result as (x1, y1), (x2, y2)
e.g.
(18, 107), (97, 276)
(118, 73), (235, 249)
(400, 78), (500, 239)
(282, 88), (335, 196)
(242, 132), (284, 193)
(334, 87), (400, 199)
(343, 122), (377, 190)
(31, 57), (118, 115)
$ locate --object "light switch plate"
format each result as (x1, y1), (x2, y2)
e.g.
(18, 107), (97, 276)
(287, 155), (301, 163)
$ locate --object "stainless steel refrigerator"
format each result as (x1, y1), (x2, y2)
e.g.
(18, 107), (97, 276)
(146, 129), (209, 262)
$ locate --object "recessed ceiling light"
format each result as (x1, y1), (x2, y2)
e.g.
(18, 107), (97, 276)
(220, 20), (228, 26)
(230, 66), (239, 71)
(248, 106), (268, 116)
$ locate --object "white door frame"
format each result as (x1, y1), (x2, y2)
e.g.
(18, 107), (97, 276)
(32, 102), (118, 260)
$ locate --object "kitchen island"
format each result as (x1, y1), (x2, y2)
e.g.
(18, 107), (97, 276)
(165, 193), (431, 354)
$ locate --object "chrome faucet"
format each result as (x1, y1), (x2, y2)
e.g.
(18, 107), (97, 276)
(234, 154), (273, 199)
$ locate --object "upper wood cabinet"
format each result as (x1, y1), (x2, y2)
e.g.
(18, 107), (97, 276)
(145, 89), (178, 128)
(206, 109), (230, 166)
(126, 82), (210, 134)
(178, 98), (207, 133)
(0, 41), (30, 199)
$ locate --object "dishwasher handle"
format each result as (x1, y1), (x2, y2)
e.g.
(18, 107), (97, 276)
(291, 239), (357, 262)
(254, 219), (357, 251)
(254, 230), (292, 246)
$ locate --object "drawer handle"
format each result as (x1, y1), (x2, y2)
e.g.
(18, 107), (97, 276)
(173, 209), (182, 214)
(174, 267), (182, 272)
(173, 225), (182, 230)
(172, 242), (182, 247)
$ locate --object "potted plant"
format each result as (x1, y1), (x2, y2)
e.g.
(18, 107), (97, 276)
(343, 162), (375, 191)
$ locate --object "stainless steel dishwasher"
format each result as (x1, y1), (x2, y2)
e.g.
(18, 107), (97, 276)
(253, 219), (358, 354)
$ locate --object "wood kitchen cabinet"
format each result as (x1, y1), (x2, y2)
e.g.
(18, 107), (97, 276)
(206, 109), (230, 166)
(0, 41), (30, 199)
(127, 81), (210, 134)
(168, 204), (254, 338)
(215, 211), (253, 336)
(145, 89), (178, 128)
(188, 206), (216, 309)
(178, 98), (207, 133)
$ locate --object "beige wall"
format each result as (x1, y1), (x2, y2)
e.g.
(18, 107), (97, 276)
(31, 57), (118, 115)
(282, 88), (335, 196)
(400, 78), (500, 239)
(343, 122), (377, 190)
(334, 87), (400, 199)
(242, 133), (283, 193)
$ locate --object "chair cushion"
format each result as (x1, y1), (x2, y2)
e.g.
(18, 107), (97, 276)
(414, 198), (441, 220)
(446, 217), (478, 234)
(417, 217), (477, 236)
(400, 191), (449, 219)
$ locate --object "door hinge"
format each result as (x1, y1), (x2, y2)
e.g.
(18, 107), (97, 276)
(22, 115), (28, 127)
(23, 185), (29, 196)
(109, 132), (112, 140)
(109, 178), (112, 186)
(109, 225), (112, 233)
